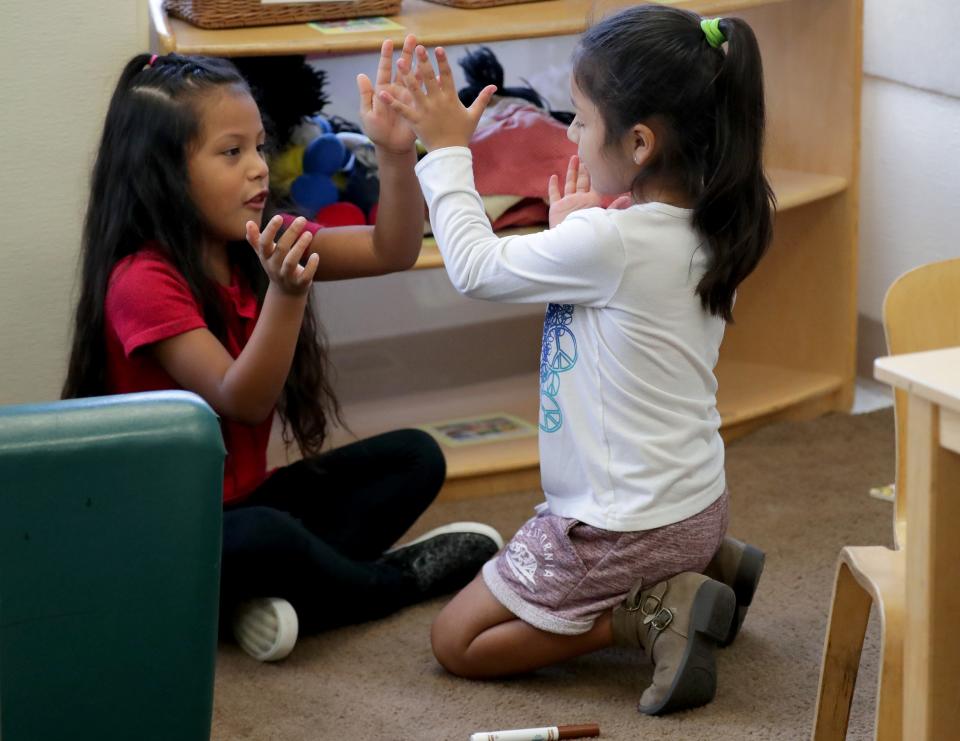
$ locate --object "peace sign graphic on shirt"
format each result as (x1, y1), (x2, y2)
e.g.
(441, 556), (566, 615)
(539, 304), (578, 433)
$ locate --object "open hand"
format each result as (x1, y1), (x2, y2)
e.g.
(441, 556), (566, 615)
(547, 156), (632, 228)
(357, 35), (419, 155)
(378, 45), (497, 152)
(245, 215), (319, 295)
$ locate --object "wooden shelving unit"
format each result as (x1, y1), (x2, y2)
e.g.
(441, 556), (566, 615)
(156, 0), (861, 499)
(150, 0), (790, 56)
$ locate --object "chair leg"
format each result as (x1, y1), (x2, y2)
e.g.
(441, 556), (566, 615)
(812, 561), (873, 741)
(875, 593), (904, 741)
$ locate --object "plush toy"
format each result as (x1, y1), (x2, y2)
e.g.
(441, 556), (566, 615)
(314, 201), (367, 228)
(285, 116), (379, 225)
(233, 53), (380, 225)
(290, 132), (351, 214)
(270, 144), (306, 194)
(458, 46), (574, 125)
(233, 56), (329, 149)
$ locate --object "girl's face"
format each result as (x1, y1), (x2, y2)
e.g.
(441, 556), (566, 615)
(567, 78), (637, 196)
(187, 87), (269, 245)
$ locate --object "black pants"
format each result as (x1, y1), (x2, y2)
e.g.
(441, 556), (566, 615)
(220, 428), (445, 632)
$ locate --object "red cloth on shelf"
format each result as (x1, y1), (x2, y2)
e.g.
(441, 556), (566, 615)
(470, 104), (618, 229)
(470, 104), (575, 204)
(491, 199), (548, 230)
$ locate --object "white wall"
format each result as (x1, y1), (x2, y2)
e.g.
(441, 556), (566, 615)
(858, 0), (960, 321)
(1, 1), (148, 405)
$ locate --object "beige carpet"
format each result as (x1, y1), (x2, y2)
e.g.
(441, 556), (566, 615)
(212, 409), (894, 741)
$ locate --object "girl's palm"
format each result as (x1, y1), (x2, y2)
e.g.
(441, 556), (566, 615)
(379, 45), (497, 152)
(548, 156), (600, 228)
(358, 36), (418, 154)
(547, 156), (632, 227)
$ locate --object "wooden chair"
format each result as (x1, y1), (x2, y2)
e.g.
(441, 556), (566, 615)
(812, 257), (960, 740)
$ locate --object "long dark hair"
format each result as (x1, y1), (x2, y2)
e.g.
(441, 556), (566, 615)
(573, 5), (774, 321)
(62, 53), (339, 456)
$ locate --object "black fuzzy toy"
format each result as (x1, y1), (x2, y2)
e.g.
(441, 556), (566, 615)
(457, 47), (573, 125)
(233, 56), (329, 150)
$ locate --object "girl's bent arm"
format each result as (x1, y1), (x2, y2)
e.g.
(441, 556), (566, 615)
(417, 147), (625, 306)
(297, 35), (424, 281)
(154, 218), (319, 425)
(151, 285), (308, 425)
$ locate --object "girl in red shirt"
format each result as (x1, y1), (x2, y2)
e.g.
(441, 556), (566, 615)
(62, 41), (502, 662)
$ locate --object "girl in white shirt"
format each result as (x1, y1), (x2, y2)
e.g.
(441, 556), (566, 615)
(381, 5), (771, 715)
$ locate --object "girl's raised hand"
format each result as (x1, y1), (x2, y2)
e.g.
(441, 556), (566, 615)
(357, 35), (419, 155)
(546, 156), (634, 227)
(246, 216), (319, 296)
(547, 156), (604, 228)
(379, 45), (497, 152)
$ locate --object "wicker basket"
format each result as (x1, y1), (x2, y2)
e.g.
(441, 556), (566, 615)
(165, 0), (401, 29)
(421, 0), (548, 8)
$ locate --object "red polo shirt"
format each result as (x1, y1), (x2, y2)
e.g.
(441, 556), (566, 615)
(104, 245), (271, 504)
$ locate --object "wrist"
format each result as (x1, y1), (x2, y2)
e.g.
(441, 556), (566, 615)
(374, 144), (417, 164)
(424, 138), (471, 152)
(266, 281), (312, 303)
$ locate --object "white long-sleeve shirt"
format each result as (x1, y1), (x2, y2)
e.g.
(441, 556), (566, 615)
(416, 147), (727, 531)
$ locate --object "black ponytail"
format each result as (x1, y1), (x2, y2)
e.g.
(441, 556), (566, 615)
(693, 17), (774, 321)
(573, 5), (774, 321)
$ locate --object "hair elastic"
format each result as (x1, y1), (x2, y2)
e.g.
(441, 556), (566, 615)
(700, 18), (726, 49)
(144, 53), (159, 70)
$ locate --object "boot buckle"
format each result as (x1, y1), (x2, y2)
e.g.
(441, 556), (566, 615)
(643, 607), (674, 631)
(639, 593), (663, 618)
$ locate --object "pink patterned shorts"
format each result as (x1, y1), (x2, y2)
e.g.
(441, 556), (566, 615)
(482, 490), (729, 635)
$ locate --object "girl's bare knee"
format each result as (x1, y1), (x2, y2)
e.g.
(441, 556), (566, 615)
(430, 611), (469, 675)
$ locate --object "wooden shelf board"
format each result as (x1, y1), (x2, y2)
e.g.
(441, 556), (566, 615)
(326, 373), (542, 480)
(410, 169), (847, 270)
(152, 0), (788, 57)
(770, 168), (848, 211)
(265, 360), (846, 493)
(715, 360), (844, 427)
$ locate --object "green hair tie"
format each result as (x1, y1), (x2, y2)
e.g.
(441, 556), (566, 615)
(701, 17), (726, 49)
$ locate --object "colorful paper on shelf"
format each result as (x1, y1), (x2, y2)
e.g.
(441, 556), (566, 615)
(309, 17), (406, 33)
(419, 413), (537, 447)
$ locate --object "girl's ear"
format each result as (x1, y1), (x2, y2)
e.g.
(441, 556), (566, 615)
(630, 123), (656, 168)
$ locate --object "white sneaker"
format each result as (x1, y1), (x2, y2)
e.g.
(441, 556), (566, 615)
(232, 597), (299, 662)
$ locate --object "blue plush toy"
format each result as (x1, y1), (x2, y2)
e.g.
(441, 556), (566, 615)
(290, 128), (352, 214)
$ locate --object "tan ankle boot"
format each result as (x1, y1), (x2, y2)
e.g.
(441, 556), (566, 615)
(704, 536), (765, 647)
(612, 572), (735, 715)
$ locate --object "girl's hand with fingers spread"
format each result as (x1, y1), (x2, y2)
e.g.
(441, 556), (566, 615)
(357, 35), (420, 155)
(379, 45), (497, 152)
(245, 215), (319, 296)
(548, 156), (605, 228)
(547, 156), (633, 228)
